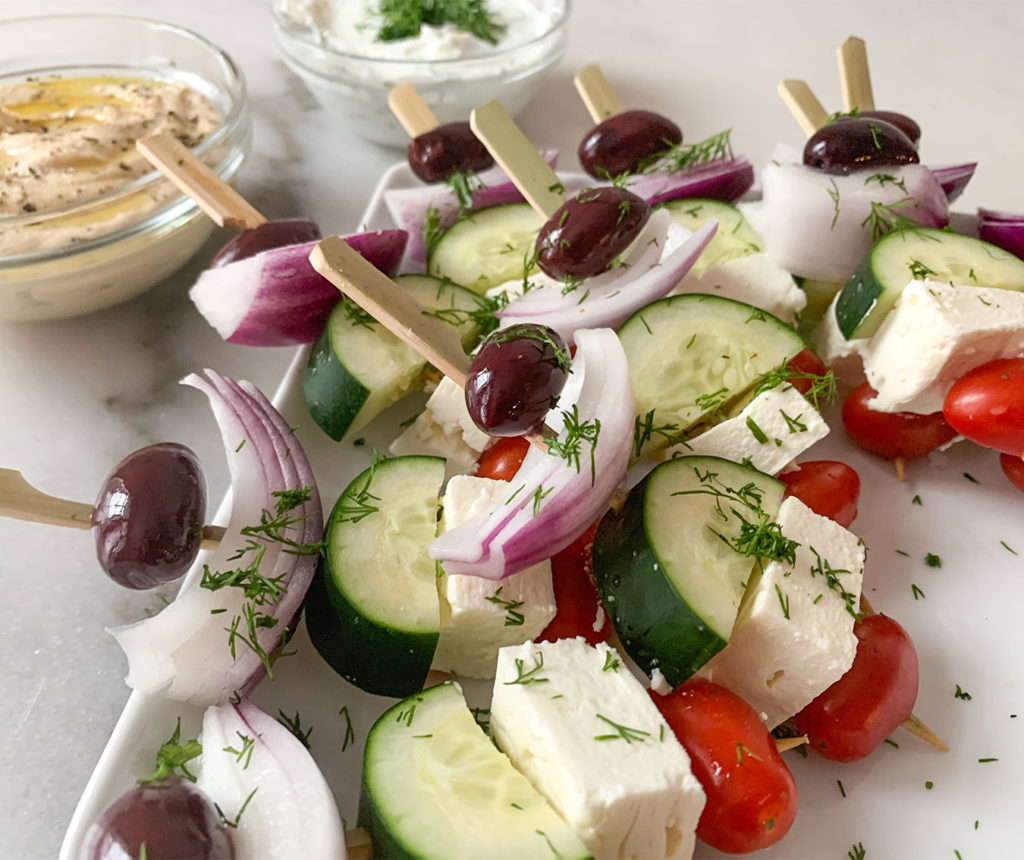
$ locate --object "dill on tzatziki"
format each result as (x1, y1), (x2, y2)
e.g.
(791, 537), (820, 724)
(279, 0), (565, 59)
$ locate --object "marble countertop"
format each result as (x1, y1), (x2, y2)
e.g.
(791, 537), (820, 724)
(3, 1), (1023, 857)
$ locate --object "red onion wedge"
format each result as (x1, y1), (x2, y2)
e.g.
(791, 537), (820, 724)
(496, 211), (717, 343)
(929, 162), (977, 203)
(190, 230), (407, 347)
(385, 150), (558, 268)
(761, 161), (948, 282)
(624, 157), (755, 207)
(196, 699), (346, 860)
(978, 209), (1024, 260)
(429, 327), (633, 580)
(110, 370), (323, 706)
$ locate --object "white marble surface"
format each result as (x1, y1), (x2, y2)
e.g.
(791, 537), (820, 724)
(2, 1), (1023, 858)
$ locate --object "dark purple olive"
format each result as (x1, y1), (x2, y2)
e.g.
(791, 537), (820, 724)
(465, 324), (571, 437)
(407, 121), (494, 183)
(93, 443), (207, 590)
(81, 778), (234, 860)
(803, 117), (919, 175)
(858, 110), (921, 146)
(578, 109), (682, 178)
(536, 186), (651, 280)
(211, 218), (321, 267)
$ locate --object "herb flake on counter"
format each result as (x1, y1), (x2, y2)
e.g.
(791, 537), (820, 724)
(848, 841), (866, 860)
(963, 472), (979, 483)
(339, 706), (356, 751)
(912, 494), (922, 505)
(837, 779), (846, 798)
(276, 710), (313, 749)
(911, 583), (926, 600)
(954, 684), (972, 701)
(925, 553), (942, 568)
(1001, 540), (1018, 555)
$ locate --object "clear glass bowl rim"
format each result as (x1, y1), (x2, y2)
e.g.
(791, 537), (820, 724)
(0, 13), (249, 267)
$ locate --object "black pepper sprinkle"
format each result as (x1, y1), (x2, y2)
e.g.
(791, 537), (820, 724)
(21, 202), (36, 213)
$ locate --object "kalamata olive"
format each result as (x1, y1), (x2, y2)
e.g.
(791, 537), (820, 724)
(465, 324), (571, 437)
(407, 121), (494, 183)
(803, 116), (919, 175)
(81, 778), (235, 860)
(858, 110), (921, 146)
(211, 218), (322, 267)
(536, 186), (651, 280)
(93, 443), (207, 590)
(578, 109), (683, 178)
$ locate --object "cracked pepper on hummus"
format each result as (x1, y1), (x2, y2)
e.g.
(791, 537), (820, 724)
(0, 75), (221, 255)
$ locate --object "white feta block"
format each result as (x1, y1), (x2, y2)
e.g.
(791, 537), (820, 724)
(491, 638), (705, 859)
(698, 497), (865, 729)
(674, 253), (807, 324)
(389, 376), (493, 475)
(666, 385), (828, 475)
(432, 476), (556, 678)
(861, 279), (1024, 413)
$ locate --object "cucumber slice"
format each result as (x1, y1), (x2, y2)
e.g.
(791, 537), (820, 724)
(305, 455), (444, 697)
(593, 455), (785, 686)
(617, 294), (805, 455)
(303, 275), (482, 441)
(834, 228), (1024, 339)
(793, 276), (844, 341)
(360, 682), (591, 860)
(428, 203), (543, 293)
(661, 198), (762, 277)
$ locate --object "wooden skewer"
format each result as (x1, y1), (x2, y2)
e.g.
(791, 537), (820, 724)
(774, 735), (808, 753)
(388, 83), (440, 138)
(777, 80), (829, 135)
(309, 236), (554, 452)
(837, 36), (875, 113)
(344, 826), (372, 859)
(0, 468), (225, 549)
(894, 457), (906, 483)
(858, 592), (948, 751)
(136, 133), (266, 231)
(470, 100), (564, 220)
(573, 64), (623, 123)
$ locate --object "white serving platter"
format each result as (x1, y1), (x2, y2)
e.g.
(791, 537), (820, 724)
(62, 162), (1023, 860)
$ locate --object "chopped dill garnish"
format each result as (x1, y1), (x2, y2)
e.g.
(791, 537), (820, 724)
(276, 710), (313, 749)
(139, 718), (202, 784)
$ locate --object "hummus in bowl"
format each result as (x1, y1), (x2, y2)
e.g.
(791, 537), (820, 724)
(0, 15), (251, 322)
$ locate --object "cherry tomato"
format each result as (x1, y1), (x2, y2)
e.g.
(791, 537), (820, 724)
(785, 348), (828, 397)
(651, 678), (798, 854)
(942, 357), (1024, 455)
(779, 460), (860, 528)
(841, 382), (956, 459)
(999, 451), (1024, 492)
(474, 436), (529, 482)
(794, 613), (918, 762)
(538, 520), (610, 646)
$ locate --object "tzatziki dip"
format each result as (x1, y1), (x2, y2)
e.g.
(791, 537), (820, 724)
(274, 0), (569, 145)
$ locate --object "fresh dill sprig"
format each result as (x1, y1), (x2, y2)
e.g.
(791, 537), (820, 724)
(485, 326), (572, 373)
(445, 170), (483, 209)
(503, 651), (549, 685)
(339, 706), (356, 751)
(335, 451), (385, 524)
(421, 286), (507, 337)
(373, 0), (505, 45)
(223, 732), (256, 769)
(276, 710), (313, 749)
(340, 296), (376, 329)
(809, 546), (859, 620)
(138, 718), (202, 784)
(751, 366), (837, 411)
(216, 787), (258, 829)
(593, 714), (650, 744)
(860, 197), (928, 242)
(423, 205), (445, 259)
(632, 408), (680, 457)
(546, 404), (601, 483)
(485, 586), (526, 626)
(646, 129), (733, 174)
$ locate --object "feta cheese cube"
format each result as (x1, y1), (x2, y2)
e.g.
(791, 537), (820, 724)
(432, 476), (556, 678)
(491, 638), (706, 859)
(389, 376), (493, 475)
(674, 253), (807, 324)
(861, 280), (1024, 413)
(698, 496), (865, 729)
(666, 385), (828, 475)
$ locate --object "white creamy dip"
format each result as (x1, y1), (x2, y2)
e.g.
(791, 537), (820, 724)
(282, 0), (565, 59)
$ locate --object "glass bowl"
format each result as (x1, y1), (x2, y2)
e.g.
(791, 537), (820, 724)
(0, 14), (251, 322)
(272, 0), (570, 147)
